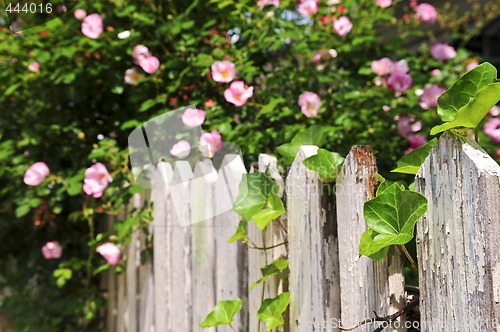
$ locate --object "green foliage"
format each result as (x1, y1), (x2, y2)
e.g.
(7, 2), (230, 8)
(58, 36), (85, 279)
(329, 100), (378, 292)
(277, 126), (326, 165)
(303, 148), (345, 183)
(360, 182), (427, 259)
(199, 298), (242, 328)
(392, 138), (438, 175)
(431, 63), (500, 135)
(250, 257), (288, 290)
(257, 292), (290, 330)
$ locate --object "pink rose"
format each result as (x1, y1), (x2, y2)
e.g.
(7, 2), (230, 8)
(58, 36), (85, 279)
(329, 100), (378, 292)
(28, 61), (40, 73)
(387, 73), (412, 92)
(496, 150), (500, 158)
(132, 44), (151, 64)
(24, 162), (50, 186)
(205, 99), (214, 108)
(83, 162), (112, 198)
(211, 60), (236, 83)
(484, 119), (500, 144)
(371, 58), (393, 76)
(257, 0), (280, 10)
(124, 68), (143, 86)
(81, 13), (103, 39)
(466, 61), (479, 71)
(181, 107), (206, 127)
(96, 242), (120, 266)
(376, 0), (392, 8)
(42, 241), (62, 260)
(414, 3), (437, 24)
(224, 81), (254, 107)
(405, 134), (427, 154)
(419, 84), (446, 109)
(489, 105), (500, 117)
(398, 116), (422, 138)
(170, 140), (192, 159)
(74, 9), (87, 20)
(199, 130), (223, 158)
(392, 60), (409, 74)
(298, 91), (321, 118)
(430, 43), (456, 61)
(333, 16), (353, 36)
(431, 69), (441, 76)
(298, 0), (318, 17)
(139, 56), (160, 74)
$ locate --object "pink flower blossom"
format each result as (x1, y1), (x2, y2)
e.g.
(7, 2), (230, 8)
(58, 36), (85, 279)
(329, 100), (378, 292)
(376, 0), (392, 8)
(298, 91), (321, 118)
(392, 60), (409, 74)
(397, 116), (422, 138)
(96, 242), (120, 266)
(430, 43), (456, 61)
(132, 44), (151, 64)
(124, 68), (143, 86)
(333, 16), (353, 36)
(466, 61), (479, 71)
(28, 61), (40, 73)
(81, 13), (103, 39)
(496, 150), (500, 158)
(170, 140), (191, 159)
(484, 118), (500, 144)
(371, 58), (394, 76)
(419, 84), (446, 109)
(387, 73), (412, 93)
(181, 107), (206, 127)
(205, 99), (214, 108)
(24, 162), (50, 186)
(74, 9), (86, 20)
(298, 0), (318, 17)
(431, 69), (441, 76)
(83, 162), (112, 198)
(257, 0), (280, 10)
(199, 131), (223, 158)
(42, 241), (62, 259)
(405, 134), (427, 154)
(139, 56), (160, 74)
(211, 60), (236, 83)
(224, 81), (254, 107)
(414, 3), (437, 24)
(489, 105), (500, 117)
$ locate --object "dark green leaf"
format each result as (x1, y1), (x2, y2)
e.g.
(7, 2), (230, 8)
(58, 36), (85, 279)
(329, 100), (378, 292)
(391, 138), (437, 175)
(303, 148), (345, 183)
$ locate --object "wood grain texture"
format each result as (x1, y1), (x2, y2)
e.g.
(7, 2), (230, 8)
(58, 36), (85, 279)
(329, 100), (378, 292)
(336, 146), (405, 332)
(287, 146), (341, 332)
(416, 132), (500, 331)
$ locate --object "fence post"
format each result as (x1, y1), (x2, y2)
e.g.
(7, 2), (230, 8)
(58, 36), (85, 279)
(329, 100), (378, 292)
(336, 146), (405, 332)
(287, 146), (341, 331)
(248, 154), (288, 332)
(214, 154), (249, 331)
(416, 132), (500, 331)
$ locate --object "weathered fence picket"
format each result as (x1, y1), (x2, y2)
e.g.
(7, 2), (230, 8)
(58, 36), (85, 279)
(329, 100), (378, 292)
(104, 136), (500, 332)
(336, 146), (405, 332)
(287, 145), (341, 332)
(416, 132), (500, 331)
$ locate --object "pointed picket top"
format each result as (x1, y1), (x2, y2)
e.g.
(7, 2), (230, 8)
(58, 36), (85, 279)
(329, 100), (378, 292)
(214, 154), (247, 217)
(416, 131), (500, 331)
(258, 153), (285, 196)
(193, 158), (218, 183)
(152, 162), (174, 190)
(288, 145), (319, 177)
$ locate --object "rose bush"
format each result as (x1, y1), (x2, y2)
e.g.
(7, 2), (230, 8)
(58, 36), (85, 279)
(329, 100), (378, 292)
(0, 0), (498, 330)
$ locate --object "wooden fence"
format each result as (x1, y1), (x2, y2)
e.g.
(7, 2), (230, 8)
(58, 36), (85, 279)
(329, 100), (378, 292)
(104, 132), (500, 332)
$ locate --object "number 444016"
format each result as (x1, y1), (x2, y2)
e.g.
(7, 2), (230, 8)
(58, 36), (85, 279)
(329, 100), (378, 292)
(5, 2), (53, 14)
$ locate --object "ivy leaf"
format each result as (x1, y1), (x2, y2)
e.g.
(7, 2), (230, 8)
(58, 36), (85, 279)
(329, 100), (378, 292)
(361, 183), (427, 256)
(277, 126), (326, 164)
(431, 82), (500, 135)
(53, 268), (72, 288)
(359, 229), (390, 260)
(437, 62), (498, 122)
(199, 299), (242, 328)
(302, 148), (345, 183)
(233, 173), (274, 221)
(391, 138), (437, 175)
(257, 292), (290, 330)
(250, 257), (288, 290)
(229, 219), (249, 244)
(15, 205), (31, 218)
(252, 189), (285, 230)
(258, 97), (285, 117)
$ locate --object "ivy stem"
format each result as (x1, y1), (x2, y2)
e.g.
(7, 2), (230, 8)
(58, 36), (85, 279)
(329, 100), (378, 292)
(248, 242), (288, 251)
(229, 323), (236, 332)
(400, 245), (418, 272)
